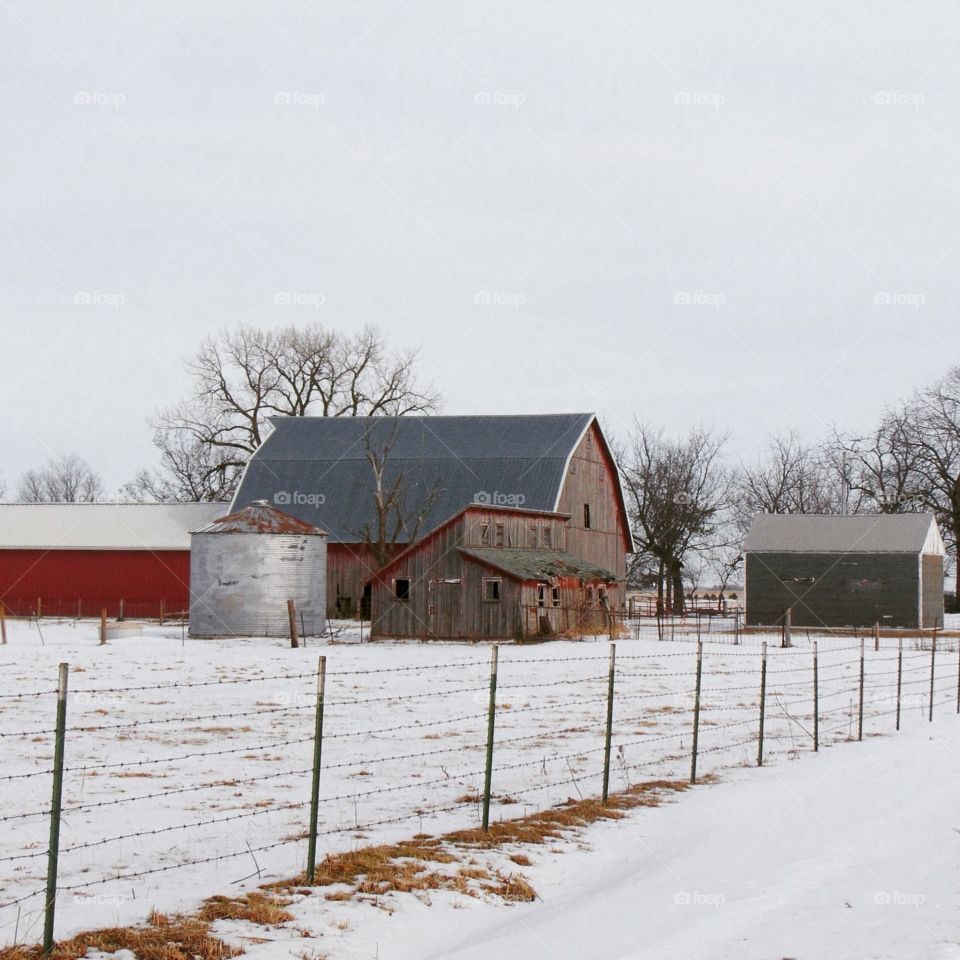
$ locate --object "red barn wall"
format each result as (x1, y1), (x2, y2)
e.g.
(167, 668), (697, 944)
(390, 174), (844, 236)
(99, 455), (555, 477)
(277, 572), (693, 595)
(0, 549), (191, 619)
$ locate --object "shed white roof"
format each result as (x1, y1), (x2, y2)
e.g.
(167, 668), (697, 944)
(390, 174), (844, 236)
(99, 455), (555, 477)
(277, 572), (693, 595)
(0, 503), (224, 551)
(745, 513), (944, 556)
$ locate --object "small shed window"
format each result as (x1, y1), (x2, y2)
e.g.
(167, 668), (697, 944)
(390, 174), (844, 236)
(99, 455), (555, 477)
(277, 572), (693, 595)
(394, 578), (410, 601)
(551, 586), (561, 608)
(480, 522), (490, 545)
(483, 578), (502, 602)
(494, 522), (505, 547)
(583, 504), (591, 529)
(586, 585), (594, 606)
(536, 583), (547, 607)
(542, 526), (552, 549)
(598, 586), (607, 607)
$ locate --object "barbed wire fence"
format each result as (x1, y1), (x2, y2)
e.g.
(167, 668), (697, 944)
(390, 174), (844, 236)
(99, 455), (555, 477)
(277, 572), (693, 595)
(1, 633), (957, 952)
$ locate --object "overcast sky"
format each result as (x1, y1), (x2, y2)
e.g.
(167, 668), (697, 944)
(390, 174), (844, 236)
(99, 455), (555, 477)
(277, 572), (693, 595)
(2, 1), (958, 493)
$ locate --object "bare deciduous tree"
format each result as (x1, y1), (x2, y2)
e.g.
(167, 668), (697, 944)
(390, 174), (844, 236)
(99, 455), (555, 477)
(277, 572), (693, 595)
(17, 454), (103, 503)
(617, 423), (730, 615)
(127, 324), (440, 502)
(358, 420), (442, 570)
(733, 431), (842, 531)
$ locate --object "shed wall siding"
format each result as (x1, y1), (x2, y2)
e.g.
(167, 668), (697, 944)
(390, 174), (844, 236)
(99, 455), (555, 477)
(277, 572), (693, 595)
(745, 551), (922, 628)
(921, 554), (945, 629)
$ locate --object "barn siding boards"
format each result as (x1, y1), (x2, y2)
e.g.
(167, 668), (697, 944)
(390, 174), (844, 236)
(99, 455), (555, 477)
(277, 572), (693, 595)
(555, 419), (631, 610)
(0, 548), (192, 619)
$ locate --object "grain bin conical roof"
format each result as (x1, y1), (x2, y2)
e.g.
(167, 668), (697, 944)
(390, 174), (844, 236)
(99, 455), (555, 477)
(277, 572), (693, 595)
(192, 500), (328, 536)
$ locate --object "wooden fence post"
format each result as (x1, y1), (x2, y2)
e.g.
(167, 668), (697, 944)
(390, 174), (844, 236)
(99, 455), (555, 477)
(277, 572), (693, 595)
(928, 633), (936, 723)
(0, 602), (6, 645)
(757, 641), (768, 767)
(159, 599), (165, 626)
(873, 621), (880, 652)
(691, 640), (703, 783)
(306, 655), (326, 882)
(602, 643), (616, 803)
(481, 645), (499, 831)
(118, 599), (124, 623)
(99, 608), (107, 646)
(288, 599), (300, 649)
(42, 663), (69, 954)
(783, 608), (792, 648)
(813, 640), (819, 753)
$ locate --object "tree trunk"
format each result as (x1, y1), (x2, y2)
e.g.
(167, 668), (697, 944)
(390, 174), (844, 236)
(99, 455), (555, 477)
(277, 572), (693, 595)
(670, 560), (685, 617)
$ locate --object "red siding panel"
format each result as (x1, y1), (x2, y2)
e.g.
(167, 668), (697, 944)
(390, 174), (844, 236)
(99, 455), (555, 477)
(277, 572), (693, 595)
(0, 549), (191, 619)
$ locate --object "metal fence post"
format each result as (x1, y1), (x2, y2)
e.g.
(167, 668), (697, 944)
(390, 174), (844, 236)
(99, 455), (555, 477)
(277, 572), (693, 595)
(896, 637), (903, 732)
(42, 663), (69, 954)
(928, 633), (936, 723)
(813, 640), (819, 752)
(691, 639), (703, 783)
(482, 645), (499, 831)
(602, 643), (616, 803)
(783, 607), (792, 648)
(99, 608), (107, 646)
(306, 655), (326, 882)
(857, 638), (864, 742)
(757, 641), (767, 767)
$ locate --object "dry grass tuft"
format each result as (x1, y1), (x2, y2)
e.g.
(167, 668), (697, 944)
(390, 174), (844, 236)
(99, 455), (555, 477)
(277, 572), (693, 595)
(199, 892), (294, 926)
(0, 911), (241, 960)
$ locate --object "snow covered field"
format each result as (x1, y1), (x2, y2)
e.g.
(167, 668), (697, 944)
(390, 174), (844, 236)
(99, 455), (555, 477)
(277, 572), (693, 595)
(1, 617), (958, 953)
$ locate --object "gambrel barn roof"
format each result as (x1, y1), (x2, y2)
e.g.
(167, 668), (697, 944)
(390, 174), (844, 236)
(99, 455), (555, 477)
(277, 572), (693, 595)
(233, 413), (627, 544)
(745, 513), (944, 556)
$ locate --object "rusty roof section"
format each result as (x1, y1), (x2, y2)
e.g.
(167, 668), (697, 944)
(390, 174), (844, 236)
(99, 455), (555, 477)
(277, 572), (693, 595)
(193, 500), (328, 536)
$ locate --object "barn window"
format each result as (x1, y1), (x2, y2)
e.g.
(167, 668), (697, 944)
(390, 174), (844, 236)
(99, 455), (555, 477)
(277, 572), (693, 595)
(598, 586), (607, 607)
(495, 522), (505, 547)
(527, 523), (537, 548)
(394, 578), (411, 601)
(551, 586), (561, 607)
(480, 522), (490, 545)
(536, 583), (547, 607)
(542, 526), (552, 549)
(583, 504), (591, 529)
(483, 578), (502, 602)
(586, 585), (594, 606)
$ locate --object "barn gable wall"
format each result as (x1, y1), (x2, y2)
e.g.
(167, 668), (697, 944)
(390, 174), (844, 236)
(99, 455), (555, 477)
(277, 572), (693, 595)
(745, 551), (922, 628)
(555, 419), (628, 606)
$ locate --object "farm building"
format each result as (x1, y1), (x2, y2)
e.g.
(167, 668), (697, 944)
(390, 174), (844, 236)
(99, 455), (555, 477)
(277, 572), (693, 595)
(232, 413), (633, 638)
(0, 502), (222, 619)
(189, 501), (327, 638)
(744, 513), (945, 630)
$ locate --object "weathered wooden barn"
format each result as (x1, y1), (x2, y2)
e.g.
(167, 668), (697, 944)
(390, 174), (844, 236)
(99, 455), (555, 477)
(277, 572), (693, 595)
(744, 513), (945, 629)
(0, 502), (222, 619)
(369, 504), (620, 640)
(232, 413), (633, 638)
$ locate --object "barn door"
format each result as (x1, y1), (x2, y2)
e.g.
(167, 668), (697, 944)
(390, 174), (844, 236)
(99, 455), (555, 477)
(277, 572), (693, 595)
(433, 579), (463, 639)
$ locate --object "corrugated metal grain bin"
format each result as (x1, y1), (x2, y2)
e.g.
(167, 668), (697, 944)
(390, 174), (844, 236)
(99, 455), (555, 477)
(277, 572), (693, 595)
(189, 500), (327, 638)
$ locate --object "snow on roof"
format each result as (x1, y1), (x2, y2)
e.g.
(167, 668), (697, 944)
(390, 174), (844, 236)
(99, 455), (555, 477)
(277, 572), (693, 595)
(745, 513), (944, 555)
(0, 502), (224, 551)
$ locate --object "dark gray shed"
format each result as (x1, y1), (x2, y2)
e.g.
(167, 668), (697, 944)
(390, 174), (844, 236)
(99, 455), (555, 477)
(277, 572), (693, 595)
(744, 513), (945, 629)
